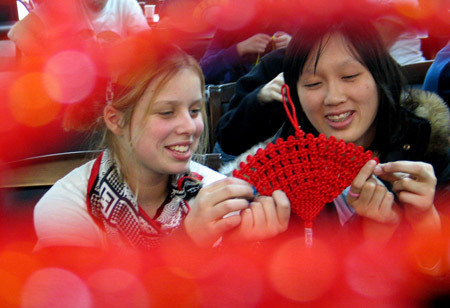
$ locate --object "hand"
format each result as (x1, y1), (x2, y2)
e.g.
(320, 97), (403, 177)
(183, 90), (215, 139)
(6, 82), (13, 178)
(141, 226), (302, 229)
(373, 161), (440, 229)
(236, 33), (272, 57)
(374, 161), (442, 270)
(272, 31), (291, 49)
(347, 160), (402, 242)
(257, 72), (285, 105)
(348, 160), (400, 225)
(225, 190), (290, 243)
(184, 177), (255, 248)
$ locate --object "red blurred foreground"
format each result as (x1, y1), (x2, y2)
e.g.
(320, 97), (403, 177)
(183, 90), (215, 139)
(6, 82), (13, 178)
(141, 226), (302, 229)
(0, 1), (448, 306)
(0, 216), (449, 308)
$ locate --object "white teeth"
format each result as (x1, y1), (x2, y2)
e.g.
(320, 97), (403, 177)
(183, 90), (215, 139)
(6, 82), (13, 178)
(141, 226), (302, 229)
(169, 145), (189, 153)
(327, 112), (352, 122)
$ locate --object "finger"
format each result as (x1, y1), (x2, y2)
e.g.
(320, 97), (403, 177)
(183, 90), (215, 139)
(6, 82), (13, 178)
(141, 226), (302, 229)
(259, 33), (272, 40)
(273, 78), (285, 87)
(272, 37), (283, 44)
(378, 192), (399, 224)
(213, 198), (250, 220)
(202, 178), (254, 205)
(256, 37), (271, 45)
(275, 72), (284, 79)
(273, 72), (285, 84)
(257, 196), (278, 229)
(250, 202), (266, 232)
(273, 31), (287, 37)
(202, 177), (252, 193)
(273, 190), (290, 230)
(204, 185), (253, 210)
(374, 166), (411, 183)
(354, 177), (378, 206)
(213, 215), (242, 237)
(397, 190), (432, 210)
(274, 37), (288, 46)
(349, 160), (378, 196)
(238, 208), (253, 236)
(391, 176), (421, 194)
(369, 184), (388, 214)
(377, 161), (435, 183)
(271, 91), (284, 102)
(257, 45), (268, 53)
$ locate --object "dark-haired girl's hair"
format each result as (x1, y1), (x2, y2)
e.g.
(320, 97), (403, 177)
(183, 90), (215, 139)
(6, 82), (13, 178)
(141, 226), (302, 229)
(282, 16), (406, 152)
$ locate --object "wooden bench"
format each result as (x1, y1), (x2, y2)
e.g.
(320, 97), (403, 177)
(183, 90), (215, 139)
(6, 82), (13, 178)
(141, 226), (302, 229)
(0, 151), (222, 189)
(205, 82), (236, 150)
(400, 60), (434, 86)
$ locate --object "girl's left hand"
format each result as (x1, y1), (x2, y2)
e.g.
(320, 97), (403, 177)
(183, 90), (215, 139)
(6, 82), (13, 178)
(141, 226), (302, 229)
(373, 161), (437, 221)
(375, 161), (443, 272)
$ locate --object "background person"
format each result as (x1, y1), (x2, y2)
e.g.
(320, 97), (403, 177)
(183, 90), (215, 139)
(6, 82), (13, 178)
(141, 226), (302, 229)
(199, 0), (296, 84)
(214, 48), (286, 160)
(7, 0), (151, 57)
(423, 40), (450, 106)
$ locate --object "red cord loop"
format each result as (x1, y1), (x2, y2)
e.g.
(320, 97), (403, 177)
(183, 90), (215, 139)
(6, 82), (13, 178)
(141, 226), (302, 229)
(281, 84), (300, 132)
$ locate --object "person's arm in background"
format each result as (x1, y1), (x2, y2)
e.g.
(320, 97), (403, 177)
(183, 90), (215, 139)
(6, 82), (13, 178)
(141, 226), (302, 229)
(200, 29), (271, 84)
(7, 11), (47, 56)
(215, 48), (286, 156)
(122, 0), (151, 35)
(272, 31), (291, 50)
(373, 15), (408, 50)
(423, 42), (450, 105)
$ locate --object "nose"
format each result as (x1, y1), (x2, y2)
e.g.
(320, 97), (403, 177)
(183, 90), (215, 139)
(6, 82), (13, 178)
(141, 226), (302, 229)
(175, 110), (197, 135)
(324, 80), (347, 105)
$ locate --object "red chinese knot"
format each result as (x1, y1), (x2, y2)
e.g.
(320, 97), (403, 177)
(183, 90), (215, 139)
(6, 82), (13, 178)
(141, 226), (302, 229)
(232, 84), (378, 239)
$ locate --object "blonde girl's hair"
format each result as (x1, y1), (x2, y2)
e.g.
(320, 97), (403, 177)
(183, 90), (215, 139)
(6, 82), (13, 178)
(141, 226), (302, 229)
(98, 34), (208, 175)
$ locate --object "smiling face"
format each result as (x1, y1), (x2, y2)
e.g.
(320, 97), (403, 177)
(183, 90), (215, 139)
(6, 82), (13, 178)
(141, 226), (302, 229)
(296, 32), (379, 148)
(124, 68), (204, 177)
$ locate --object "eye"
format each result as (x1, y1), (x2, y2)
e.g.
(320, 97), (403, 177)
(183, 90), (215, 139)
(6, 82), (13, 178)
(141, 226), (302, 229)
(304, 81), (321, 88)
(190, 108), (201, 117)
(342, 73), (360, 80)
(158, 111), (173, 117)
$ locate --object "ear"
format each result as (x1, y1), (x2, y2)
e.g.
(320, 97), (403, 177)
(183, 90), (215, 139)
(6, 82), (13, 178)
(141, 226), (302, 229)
(104, 105), (125, 136)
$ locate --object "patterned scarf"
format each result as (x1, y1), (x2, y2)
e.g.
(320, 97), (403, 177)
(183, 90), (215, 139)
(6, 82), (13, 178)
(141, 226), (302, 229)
(87, 149), (203, 250)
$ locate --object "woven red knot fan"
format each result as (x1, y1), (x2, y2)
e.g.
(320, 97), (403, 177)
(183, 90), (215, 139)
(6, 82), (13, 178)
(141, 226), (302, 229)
(232, 84), (378, 246)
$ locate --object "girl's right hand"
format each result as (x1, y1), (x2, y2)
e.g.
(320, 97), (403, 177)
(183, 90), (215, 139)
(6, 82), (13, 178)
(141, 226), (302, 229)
(184, 177), (255, 248)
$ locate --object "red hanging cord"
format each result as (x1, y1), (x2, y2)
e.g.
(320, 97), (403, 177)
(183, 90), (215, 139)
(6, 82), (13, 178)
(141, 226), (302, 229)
(281, 84), (300, 133)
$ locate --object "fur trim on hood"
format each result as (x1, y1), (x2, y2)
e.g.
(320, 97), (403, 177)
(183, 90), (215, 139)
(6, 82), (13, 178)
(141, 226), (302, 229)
(402, 89), (450, 156)
(220, 89), (450, 176)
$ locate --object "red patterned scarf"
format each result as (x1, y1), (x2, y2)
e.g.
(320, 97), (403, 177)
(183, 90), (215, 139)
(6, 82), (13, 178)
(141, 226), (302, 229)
(87, 149), (203, 250)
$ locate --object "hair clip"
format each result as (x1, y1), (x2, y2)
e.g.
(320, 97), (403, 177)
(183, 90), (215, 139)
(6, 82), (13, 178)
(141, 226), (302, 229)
(106, 79), (114, 105)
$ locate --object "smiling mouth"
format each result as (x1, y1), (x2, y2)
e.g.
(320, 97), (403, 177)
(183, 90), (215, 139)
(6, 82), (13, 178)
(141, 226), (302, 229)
(326, 111), (353, 122)
(168, 145), (189, 153)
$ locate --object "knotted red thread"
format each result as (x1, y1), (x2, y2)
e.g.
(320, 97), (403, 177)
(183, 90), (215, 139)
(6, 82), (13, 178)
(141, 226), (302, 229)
(232, 84), (378, 246)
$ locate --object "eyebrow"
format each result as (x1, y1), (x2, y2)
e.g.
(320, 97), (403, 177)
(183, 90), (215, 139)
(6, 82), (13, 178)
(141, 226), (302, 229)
(302, 58), (362, 76)
(154, 98), (203, 105)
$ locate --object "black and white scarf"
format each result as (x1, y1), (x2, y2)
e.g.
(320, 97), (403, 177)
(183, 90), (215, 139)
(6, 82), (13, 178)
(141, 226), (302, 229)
(87, 149), (203, 250)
